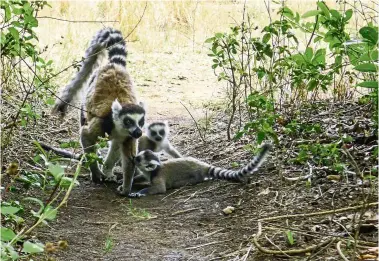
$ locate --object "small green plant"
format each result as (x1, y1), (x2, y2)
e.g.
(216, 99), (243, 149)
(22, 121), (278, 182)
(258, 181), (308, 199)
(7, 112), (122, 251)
(104, 236), (114, 254)
(125, 200), (153, 219)
(285, 230), (295, 246)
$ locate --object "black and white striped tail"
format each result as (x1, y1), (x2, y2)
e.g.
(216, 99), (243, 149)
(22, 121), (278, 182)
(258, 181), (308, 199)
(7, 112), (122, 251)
(208, 143), (272, 181)
(53, 28), (127, 115)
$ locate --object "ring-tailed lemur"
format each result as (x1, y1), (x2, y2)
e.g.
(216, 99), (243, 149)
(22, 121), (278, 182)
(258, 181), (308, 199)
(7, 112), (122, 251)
(131, 143), (272, 196)
(52, 27), (145, 197)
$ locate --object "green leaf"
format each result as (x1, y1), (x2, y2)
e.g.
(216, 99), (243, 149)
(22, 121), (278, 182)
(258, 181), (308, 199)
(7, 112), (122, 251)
(356, 81), (378, 88)
(307, 79), (318, 91)
(22, 241), (44, 254)
(59, 177), (80, 189)
(42, 206), (57, 221)
(48, 164), (64, 181)
(23, 197), (44, 215)
(285, 230), (295, 245)
(302, 10), (322, 18)
(359, 27), (378, 45)
(344, 9), (353, 22)
(354, 63), (378, 72)
(257, 131), (265, 144)
(304, 47), (313, 62)
(317, 2), (330, 18)
(329, 9), (341, 19)
(262, 33), (271, 43)
(8, 28), (19, 43)
(312, 48), (326, 65)
(215, 33), (223, 39)
(1, 206), (21, 215)
(281, 6), (294, 19)
(205, 37), (214, 43)
(359, 50), (378, 61)
(1, 227), (16, 241)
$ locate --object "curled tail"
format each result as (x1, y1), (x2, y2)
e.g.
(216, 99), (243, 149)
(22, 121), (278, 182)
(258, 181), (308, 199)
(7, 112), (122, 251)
(53, 28), (127, 116)
(208, 143), (272, 181)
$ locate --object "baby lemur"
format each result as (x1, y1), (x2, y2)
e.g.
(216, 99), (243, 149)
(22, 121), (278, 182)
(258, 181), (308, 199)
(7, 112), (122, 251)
(131, 143), (272, 197)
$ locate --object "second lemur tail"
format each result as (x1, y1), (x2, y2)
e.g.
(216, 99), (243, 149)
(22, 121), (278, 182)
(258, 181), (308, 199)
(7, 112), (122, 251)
(53, 28), (127, 116)
(208, 143), (272, 181)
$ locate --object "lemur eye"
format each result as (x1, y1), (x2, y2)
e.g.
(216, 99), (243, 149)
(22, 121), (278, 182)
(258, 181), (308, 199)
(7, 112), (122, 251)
(159, 130), (165, 136)
(124, 119), (133, 126)
(151, 130), (157, 136)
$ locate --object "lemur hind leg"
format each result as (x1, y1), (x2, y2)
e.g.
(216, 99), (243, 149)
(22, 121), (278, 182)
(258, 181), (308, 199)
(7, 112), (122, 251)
(117, 137), (138, 197)
(80, 118), (105, 183)
(102, 140), (120, 182)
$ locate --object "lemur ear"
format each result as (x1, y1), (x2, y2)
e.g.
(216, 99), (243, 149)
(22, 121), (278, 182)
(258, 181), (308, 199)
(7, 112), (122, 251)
(163, 120), (169, 126)
(112, 99), (122, 113)
(139, 101), (146, 110)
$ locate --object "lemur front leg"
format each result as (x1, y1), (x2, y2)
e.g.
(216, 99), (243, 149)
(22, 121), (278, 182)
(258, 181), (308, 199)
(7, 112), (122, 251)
(102, 140), (120, 182)
(118, 137), (138, 197)
(80, 118), (105, 183)
(165, 143), (182, 158)
(132, 181), (167, 197)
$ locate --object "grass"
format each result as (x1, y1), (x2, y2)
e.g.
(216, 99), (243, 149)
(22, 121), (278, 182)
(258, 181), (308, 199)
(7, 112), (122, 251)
(124, 199), (155, 219)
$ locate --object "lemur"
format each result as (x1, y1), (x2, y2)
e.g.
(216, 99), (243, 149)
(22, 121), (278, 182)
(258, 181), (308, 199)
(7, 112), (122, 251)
(131, 143), (272, 197)
(52, 27), (145, 197)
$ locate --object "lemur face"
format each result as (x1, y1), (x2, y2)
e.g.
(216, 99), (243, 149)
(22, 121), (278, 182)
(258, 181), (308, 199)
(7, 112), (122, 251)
(135, 150), (161, 172)
(147, 121), (169, 142)
(112, 99), (145, 139)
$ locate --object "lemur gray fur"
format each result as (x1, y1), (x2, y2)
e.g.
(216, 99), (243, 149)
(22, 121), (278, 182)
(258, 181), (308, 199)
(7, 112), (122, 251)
(52, 27), (145, 197)
(131, 143), (272, 197)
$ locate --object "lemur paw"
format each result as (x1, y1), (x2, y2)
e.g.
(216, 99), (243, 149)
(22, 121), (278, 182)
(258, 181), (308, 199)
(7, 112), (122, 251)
(127, 192), (144, 198)
(91, 171), (103, 184)
(117, 185), (129, 196)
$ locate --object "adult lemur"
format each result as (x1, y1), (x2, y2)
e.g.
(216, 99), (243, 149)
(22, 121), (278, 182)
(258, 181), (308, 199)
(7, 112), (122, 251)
(52, 27), (145, 197)
(131, 143), (272, 196)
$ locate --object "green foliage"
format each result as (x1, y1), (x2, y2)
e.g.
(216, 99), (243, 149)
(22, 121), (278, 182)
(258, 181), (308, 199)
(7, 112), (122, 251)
(285, 230), (295, 245)
(206, 1), (378, 147)
(293, 143), (340, 166)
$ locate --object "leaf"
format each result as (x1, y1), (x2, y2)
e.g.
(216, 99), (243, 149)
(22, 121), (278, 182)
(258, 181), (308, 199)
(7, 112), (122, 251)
(359, 26), (378, 45)
(285, 230), (295, 245)
(329, 9), (341, 19)
(304, 47), (313, 62)
(48, 164), (64, 181)
(257, 131), (265, 144)
(317, 1), (330, 18)
(359, 50), (378, 61)
(354, 63), (378, 72)
(22, 241), (44, 254)
(205, 37), (214, 43)
(302, 10), (322, 18)
(356, 81), (378, 88)
(23, 197), (44, 215)
(307, 79), (318, 91)
(344, 9), (353, 22)
(262, 33), (271, 44)
(281, 7), (294, 19)
(215, 33), (223, 39)
(1, 206), (21, 215)
(42, 206), (57, 221)
(312, 48), (326, 65)
(8, 28), (19, 43)
(59, 177), (80, 189)
(1, 227), (16, 241)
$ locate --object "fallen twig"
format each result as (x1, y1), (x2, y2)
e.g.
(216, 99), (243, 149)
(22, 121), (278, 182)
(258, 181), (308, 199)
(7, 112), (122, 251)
(171, 207), (200, 216)
(337, 241), (349, 261)
(185, 239), (232, 250)
(259, 202), (378, 222)
(252, 222), (335, 255)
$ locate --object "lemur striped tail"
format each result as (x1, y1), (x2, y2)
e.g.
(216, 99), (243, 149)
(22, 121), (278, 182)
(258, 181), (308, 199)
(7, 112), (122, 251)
(208, 143), (272, 181)
(53, 28), (127, 115)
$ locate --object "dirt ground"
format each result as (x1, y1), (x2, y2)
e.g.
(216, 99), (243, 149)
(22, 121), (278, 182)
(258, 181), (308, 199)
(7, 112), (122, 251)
(3, 51), (378, 261)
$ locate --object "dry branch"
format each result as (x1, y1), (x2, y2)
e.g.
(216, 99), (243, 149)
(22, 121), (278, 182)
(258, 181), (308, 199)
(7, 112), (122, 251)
(252, 222), (335, 256)
(259, 202), (378, 222)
